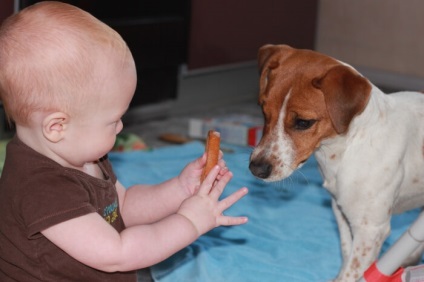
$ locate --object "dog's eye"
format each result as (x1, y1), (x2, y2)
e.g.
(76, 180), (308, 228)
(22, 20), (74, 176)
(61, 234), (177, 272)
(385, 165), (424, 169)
(294, 118), (316, 130)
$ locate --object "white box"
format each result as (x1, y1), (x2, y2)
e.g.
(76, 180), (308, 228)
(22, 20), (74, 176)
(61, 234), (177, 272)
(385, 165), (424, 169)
(188, 114), (263, 146)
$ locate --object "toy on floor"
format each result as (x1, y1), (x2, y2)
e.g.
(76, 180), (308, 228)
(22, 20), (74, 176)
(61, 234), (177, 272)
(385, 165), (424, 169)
(112, 133), (148, 152)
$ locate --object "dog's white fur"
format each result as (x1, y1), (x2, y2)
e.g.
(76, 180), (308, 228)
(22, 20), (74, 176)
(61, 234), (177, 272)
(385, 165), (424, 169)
(249, 44), (424, 281)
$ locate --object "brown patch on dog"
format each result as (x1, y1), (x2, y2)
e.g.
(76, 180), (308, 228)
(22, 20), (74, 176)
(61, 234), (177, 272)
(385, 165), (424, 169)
(313, 65), (372, 134)
(362, 246), (371, 257)
(351, 257), (361, 270)
(330, 154), (336, 160)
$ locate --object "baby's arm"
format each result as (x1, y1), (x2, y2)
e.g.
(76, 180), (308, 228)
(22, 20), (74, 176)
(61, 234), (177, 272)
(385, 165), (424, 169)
(41, 167), (248, 272)
(118, 152), (227, 227)
(117, 177), (190, 227)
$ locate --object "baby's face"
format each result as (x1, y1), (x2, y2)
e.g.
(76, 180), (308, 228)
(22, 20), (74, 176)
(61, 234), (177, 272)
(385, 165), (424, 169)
(64, 53), (137, 167)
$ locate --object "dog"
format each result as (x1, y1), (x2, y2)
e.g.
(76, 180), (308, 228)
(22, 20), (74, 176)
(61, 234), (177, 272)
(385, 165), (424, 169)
(249, 44), (424, 281)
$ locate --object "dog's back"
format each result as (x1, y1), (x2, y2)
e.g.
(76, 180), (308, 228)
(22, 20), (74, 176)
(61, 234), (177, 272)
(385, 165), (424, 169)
(384, 91), (424, 212)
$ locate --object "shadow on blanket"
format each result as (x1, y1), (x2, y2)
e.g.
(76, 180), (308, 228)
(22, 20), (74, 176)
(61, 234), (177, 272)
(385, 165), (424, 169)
(109, 141), (421, 282)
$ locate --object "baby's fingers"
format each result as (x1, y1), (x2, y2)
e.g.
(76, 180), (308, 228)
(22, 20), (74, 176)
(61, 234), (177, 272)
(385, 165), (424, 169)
(198, 165), (220, 195)
(218, 187), (248, 210)
(218, 215), (248, 226)
(217, 187), (248, 226)
(218, 150), (224, 160)
(217, 157), (226, 169)
(209, 170), (233, 200)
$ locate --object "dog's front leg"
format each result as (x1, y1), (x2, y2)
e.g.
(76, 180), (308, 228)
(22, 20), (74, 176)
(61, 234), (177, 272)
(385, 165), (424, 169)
(332, 199), (352, 262)
(335, 219), (391, 282)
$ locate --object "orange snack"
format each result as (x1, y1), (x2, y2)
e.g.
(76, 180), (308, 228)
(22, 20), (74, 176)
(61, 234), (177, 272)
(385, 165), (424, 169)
(201, 130), (221, 182)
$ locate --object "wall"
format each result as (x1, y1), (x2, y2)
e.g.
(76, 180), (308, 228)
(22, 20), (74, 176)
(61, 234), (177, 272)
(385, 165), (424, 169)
(316, 0), (424, 90)
(188, 0), (318, 69)
(0, 0), (14, 23)
(167, 0), (319, 119)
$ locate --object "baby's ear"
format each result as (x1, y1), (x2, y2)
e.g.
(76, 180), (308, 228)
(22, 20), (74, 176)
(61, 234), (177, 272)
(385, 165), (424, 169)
(42, 112), (69, 143)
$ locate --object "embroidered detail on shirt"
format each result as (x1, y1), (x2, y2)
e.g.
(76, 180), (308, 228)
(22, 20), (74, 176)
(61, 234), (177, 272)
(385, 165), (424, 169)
(103, 200), (118, 224)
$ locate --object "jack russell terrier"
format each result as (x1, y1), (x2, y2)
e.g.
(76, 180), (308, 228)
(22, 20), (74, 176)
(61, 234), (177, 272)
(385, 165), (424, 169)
(249, 44), (424, 281)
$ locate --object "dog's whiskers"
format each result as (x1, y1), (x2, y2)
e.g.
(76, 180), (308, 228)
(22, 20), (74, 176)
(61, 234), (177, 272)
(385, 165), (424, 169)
(294, 169), (311, 187)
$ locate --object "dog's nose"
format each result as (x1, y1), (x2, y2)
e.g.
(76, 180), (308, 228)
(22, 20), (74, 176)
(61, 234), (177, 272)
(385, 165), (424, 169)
(249, 160), (272, 179)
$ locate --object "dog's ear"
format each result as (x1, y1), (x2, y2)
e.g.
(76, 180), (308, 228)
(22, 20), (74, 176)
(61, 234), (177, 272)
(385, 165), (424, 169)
(258, 44), (293, 73)
(258, 45), (277, 73)
(312, 65), (371, 134)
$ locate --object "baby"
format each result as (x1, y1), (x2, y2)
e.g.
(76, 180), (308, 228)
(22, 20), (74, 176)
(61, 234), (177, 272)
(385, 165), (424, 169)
(0, 2), (248, 281)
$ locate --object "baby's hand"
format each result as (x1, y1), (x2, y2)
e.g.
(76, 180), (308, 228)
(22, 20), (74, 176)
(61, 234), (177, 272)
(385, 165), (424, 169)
(177, 165), (248, 236)
(178, 151), (227, 196)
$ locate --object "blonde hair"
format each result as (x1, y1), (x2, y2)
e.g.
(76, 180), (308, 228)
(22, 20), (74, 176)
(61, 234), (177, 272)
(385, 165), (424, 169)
(0, 1), (133, 125)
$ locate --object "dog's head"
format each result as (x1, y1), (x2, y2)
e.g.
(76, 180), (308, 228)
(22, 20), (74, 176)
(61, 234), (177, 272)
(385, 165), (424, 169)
(249, 44), (372, 181)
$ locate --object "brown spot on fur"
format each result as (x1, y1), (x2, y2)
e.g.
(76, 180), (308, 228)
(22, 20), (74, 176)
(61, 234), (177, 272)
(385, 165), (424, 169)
(362, 246), (371, 257)
(330, 154), (336, 160)
(351, 257), (361, 270)
(413, 178), (419, 184)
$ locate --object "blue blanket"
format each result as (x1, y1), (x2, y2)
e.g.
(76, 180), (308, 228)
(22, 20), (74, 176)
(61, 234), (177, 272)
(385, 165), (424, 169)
(109, 141), (421, 282)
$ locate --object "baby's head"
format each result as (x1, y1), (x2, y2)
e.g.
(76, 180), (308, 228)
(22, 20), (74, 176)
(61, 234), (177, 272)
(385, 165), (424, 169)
(0, 1), (136, 126)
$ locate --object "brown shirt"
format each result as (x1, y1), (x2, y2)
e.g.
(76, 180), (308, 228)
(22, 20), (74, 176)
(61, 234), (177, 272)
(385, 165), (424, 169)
(0, 136), (136, 281)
